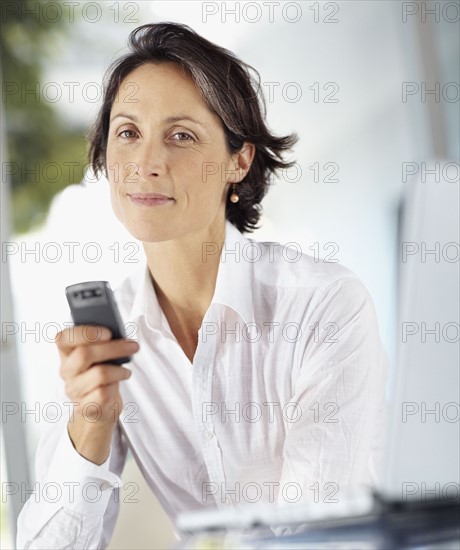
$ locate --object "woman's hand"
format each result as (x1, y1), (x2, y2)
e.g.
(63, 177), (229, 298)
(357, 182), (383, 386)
(55, 325), (139, 465)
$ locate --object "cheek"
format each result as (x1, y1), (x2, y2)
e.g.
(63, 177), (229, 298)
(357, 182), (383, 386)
(185, 153), (230, 191)
(105, 151), (123, 212)
(106, 147), (128, 189)
(108, 182), (123, 222)
(105, 144), (113, 162)
(185, 165), (223, 209)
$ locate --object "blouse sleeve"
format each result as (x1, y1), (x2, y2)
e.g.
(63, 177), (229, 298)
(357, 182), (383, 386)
(272, 275), (388, 535)
(16, 378), (128, 549)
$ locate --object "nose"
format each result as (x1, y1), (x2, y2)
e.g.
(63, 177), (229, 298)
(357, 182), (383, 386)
(134, 137), (168, 181)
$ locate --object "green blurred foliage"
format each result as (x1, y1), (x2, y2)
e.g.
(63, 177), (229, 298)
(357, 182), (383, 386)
(1, 0), (87, 234)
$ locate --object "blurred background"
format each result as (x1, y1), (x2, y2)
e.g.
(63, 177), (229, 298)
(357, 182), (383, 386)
(1, 1), (458, 548)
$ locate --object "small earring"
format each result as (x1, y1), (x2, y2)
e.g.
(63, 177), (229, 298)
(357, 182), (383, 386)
(229, 183), (239, 203)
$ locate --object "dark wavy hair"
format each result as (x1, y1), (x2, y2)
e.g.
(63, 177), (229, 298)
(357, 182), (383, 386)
(88, 22), (298, 234)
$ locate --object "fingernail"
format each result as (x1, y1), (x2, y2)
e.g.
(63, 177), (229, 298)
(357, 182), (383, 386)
(101, 328), (112, 340)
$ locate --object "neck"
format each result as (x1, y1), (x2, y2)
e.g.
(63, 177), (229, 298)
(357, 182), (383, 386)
(142, 220), (226, 332)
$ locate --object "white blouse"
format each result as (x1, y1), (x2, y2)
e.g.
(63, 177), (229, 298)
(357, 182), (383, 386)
(17, 219), (388, 549)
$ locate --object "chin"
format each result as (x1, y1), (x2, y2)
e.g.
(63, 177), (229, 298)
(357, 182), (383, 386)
(112, 205), (171, 242)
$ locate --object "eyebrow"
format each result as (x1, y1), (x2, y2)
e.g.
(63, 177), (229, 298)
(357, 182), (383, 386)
(110, 113), (208, 129)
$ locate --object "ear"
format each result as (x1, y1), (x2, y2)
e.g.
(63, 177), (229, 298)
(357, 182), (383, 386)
(230, 142), (256, 183)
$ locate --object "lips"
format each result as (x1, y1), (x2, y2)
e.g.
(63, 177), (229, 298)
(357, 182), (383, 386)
(128, 193), (174, 200)
(127, 192), (175, 207)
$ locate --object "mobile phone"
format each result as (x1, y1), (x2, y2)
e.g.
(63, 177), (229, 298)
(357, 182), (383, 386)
(65, 281), (132, 365)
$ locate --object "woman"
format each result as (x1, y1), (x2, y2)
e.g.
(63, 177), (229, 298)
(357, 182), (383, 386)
(17, 22), (388, 549)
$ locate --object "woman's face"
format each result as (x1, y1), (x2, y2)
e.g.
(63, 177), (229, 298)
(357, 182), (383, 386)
(106, 62), (239, 242)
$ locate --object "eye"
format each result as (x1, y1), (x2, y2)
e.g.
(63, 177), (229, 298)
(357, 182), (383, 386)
(171, 132), (194, 142)
(118, 129), (138, 139)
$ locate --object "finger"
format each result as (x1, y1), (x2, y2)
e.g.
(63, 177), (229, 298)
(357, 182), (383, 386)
(55, 325), (112, 354)
(61, 340), (139, 378)
(71, 382), (123, 418)
(65, 364), (132, 401)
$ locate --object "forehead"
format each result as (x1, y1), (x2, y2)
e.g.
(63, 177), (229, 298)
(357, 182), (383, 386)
(113, 62), (209, 113)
